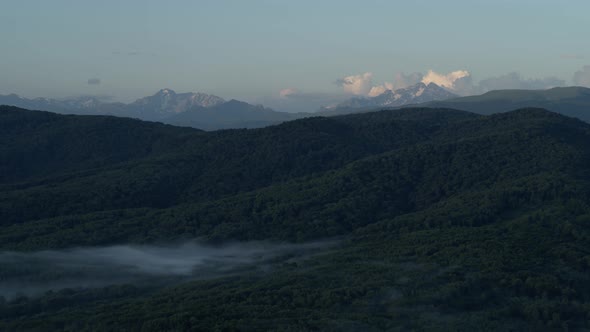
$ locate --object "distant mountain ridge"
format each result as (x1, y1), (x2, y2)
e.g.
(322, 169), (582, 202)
(0, 89), (298, 130)
(0, 83), (457, 128)
(164, 99), (302, 130)
(409, 86), (590, 122)
(323, 82), (457, 114)
(128, 89), (226, 120)
(0, 93), (109, 115)
(4, 85), (590, 130)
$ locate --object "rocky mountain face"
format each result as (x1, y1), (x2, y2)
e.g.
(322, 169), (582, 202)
(0, 90), (296, 130)
(128, 89), (226, 120)
(336, 82), (458, 108)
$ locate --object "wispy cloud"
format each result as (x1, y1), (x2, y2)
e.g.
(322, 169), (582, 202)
(368, 82), (395, 97)
(87, 78), (101, 85)
(0, 240), (335, 298)
(421, 70), (470, 90)
(279, 88), (300, 98)
(573, 65), (590, 87)
(477, 72), (565, 91)
(262, 89), (348, 112)
(560, 54), (585, 60)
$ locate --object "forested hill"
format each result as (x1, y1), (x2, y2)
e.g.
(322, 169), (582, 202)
(0, 106), (203, 183)
(0, 106), (483, 229)
(411, 86), (590, 122)
(3, 105), (590, 330)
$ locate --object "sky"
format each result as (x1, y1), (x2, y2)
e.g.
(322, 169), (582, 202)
(1, 0), (589, 111)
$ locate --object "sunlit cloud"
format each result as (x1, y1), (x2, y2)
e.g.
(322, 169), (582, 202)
(335, 72), (374, 95)
(337, 70), (469, 97)
(279, 88), (299, 98)
(421, 70), (471, 90)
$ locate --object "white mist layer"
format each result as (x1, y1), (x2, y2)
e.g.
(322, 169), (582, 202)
(0, 240), (334, 299)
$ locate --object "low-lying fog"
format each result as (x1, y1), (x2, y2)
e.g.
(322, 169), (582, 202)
(0, 240), (335, 299)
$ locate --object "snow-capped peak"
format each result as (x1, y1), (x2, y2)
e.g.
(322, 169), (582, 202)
(131, 89), (226, 116)
(335, 82), (457, 109)
(157, 88), (175, 96)
(414, 85), (425, 97)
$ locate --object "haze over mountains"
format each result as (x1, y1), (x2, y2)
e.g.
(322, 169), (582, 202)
(408, 86), (590, 123)
(0, 82), (460, 130)
(4, 84), (590, 130)
(318, 86), (590, 124)
(0, 89), (299, 130)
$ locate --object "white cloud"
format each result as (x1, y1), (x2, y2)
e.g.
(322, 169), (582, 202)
(336, 70), (471, 97)
(421, 70), (470, 90)
(335, 72), (374, 95)
(343, 70), (470, 97)
(368, 82), (394, 97)
(335, 68), (570, 98)
(451, 75), (476, 96)
(573, 66), (590, 87)
(259, 89), (349, 113)
(391, 72), (423, 90)
(279, 88), (299, 98)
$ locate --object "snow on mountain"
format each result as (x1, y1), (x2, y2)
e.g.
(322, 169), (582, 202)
(0, 90), (298, 130)
(336, 82), (457, 108)
(130, 89), (225, 118)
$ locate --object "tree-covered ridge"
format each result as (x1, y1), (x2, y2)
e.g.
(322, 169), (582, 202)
(1, 106), (590, 330)
(415, 86), (590, 123)
(0, 106), (478, 226)
(0, 106), (203, 183)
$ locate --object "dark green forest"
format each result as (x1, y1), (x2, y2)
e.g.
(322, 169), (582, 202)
(2, 105), (590, 331)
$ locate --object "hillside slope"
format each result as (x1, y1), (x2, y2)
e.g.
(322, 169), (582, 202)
(412, 86), (590, 122)
(2, 106), (590, 330)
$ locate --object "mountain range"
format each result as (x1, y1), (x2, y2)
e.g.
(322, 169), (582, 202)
(409, 86), (590, 122)
(334, 82), (457, 109)
(0, 83), (459, 130)
(3, 85), (590, 131)
(0, 89), (299, 130)
(126, 89), (226, 120)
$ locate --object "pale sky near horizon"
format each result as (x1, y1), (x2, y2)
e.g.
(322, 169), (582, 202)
(1, 0), (589, 108)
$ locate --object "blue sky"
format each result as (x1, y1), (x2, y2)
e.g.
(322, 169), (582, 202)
(1, 0), (589, 109)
